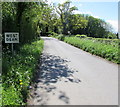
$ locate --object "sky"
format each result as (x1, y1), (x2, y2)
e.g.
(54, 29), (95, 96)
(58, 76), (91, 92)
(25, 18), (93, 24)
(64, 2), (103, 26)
(47, 0), (119, 33)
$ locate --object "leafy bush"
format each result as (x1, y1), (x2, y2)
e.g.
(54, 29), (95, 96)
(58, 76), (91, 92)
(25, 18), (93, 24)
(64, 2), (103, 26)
(49, 32), (59, 37)
(2, 86), (23, 105)
(91, 38), (119, 47)
(107, 32), (117, 39)
(57, 34), (65, 41)
(85, 37), (93, 40)
(2, 39), (44, 105)
(64, 37), (119, 64)
(75, 34), (87, 38)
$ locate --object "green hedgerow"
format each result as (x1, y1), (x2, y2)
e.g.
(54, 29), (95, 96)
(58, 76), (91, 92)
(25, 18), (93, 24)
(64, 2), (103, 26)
(64, 37), (119, 64)
(2, 39), (44, 105)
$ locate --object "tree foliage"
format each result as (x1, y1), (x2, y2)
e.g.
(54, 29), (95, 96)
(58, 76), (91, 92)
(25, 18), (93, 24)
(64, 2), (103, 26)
(56, 1), (78, 34)
(2, 0), (117, 49)
(2, 1), (55, 45)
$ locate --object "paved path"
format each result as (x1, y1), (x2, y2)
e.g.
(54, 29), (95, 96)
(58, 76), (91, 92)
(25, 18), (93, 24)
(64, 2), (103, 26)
(28, 37), (118, 105)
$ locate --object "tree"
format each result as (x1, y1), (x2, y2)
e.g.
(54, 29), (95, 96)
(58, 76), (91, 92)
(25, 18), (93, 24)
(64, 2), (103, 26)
(56, 1), (77, 34)
(67, 14), (88, 35)
(83, 15), (114, 38)
(2, 2), (45, 44)
(2, 2), (17, 33)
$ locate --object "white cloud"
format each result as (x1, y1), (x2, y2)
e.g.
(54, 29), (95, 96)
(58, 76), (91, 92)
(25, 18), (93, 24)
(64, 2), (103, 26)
(59, 0), (66, 3)
(70, 2), (83, 7)
(46, 0), (119, 4)
(73, 10), (90, 14)
(106, 20), (118, 32)
(46, 0), (68, 4)
(78, 4), (83, 7)
(77, 0), (117, 1)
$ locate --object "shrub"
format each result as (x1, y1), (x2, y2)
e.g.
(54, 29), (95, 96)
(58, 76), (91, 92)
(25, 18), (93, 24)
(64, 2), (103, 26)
(85, 37), (93, 40)
(2, 86), (23, 105)
(75, 34), (87, 38)
(49, 32), (59, 37)
(57, 34), (65, 41)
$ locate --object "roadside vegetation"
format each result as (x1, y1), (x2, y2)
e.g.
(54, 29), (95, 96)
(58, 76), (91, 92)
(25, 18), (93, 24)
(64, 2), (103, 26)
(2, 2), (45, 105)
(64, 36), (119, 64)
(2, 40), (44, 105)
(51, 34), (119, 64)
(2, 0), (119, 105)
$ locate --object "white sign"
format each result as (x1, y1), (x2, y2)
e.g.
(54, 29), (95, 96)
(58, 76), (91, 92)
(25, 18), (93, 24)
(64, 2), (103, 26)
(5, 32), (19, 43)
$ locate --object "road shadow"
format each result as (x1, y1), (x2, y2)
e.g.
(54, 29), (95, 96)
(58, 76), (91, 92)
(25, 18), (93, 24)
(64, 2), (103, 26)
(36, 54), (81, 84)
(59, 91), (69, 104)
(28, 54), (81, 105)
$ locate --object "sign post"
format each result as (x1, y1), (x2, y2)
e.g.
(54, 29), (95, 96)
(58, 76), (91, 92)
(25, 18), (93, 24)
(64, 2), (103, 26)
(11, 43), (13, 54)
(5, 32), (19, 55)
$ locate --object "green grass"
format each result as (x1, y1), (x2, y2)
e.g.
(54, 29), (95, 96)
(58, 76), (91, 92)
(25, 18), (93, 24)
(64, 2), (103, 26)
(2, 39), (44, 105)
(64, 37), (119, 64)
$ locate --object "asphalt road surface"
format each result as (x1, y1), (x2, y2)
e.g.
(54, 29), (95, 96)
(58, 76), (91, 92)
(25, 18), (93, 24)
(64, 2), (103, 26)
(28, 37), (118, 105)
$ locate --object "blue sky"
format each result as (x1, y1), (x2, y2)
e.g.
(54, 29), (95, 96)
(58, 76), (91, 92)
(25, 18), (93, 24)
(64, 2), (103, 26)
(73, 2), (117, 20)
(47, 0), (118, 33)
(72, 2), (118, 32)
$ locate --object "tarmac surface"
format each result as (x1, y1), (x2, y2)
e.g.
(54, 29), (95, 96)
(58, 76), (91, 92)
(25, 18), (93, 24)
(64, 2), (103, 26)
(27, 37), (118, 105)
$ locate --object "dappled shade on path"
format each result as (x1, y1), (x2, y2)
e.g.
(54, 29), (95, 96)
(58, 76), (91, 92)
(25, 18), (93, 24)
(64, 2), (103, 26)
(37, 54), (81, 84)
(28, 53), (81, 105)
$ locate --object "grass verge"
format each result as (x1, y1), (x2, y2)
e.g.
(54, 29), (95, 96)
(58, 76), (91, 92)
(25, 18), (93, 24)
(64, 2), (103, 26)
(2, 39), (44, 105)
(64, 37), (119, 64)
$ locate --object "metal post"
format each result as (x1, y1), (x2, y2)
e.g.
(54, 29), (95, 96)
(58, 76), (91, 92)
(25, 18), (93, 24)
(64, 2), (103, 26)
(11, 43), (13, 55)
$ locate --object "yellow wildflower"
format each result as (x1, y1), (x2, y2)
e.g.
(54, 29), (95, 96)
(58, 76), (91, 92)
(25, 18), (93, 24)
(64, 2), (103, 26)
(20, 82), (23, 85)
